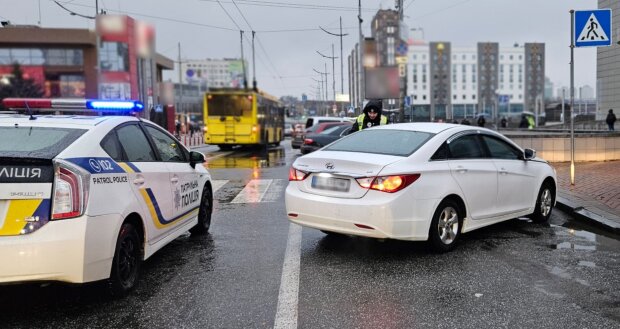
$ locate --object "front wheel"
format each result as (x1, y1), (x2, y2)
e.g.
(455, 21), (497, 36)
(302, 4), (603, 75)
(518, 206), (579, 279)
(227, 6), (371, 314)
(190, 185), (213, 235)
(529, 183), (554, 223)
(428, 199), (462, 252)
(108, 223), (142, 295)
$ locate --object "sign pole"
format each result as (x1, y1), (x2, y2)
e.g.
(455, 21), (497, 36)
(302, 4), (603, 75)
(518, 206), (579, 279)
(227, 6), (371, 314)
(570, 10), (576, 186)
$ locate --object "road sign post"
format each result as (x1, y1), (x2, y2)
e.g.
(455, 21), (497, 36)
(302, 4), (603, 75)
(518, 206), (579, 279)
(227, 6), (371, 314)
(569, 8), (612, 186)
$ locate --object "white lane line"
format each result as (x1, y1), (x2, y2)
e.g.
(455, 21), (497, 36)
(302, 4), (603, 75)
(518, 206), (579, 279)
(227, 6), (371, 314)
(274, 223), (302, 329)
(210, 179), (229, 193)
(262, 179), (287, 203)
(230, 179), (273, 203)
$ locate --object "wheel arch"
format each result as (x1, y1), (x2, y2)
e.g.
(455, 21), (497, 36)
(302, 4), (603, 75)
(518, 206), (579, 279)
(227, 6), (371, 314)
(441, 194), (467, 220)
(122, 212), (145, 259)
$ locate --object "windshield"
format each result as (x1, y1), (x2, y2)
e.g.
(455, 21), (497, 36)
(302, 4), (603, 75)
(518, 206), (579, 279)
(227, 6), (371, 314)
(207, 94), (253, 117)
(0, 126), (86, 159)
(324, 129), (433, 157)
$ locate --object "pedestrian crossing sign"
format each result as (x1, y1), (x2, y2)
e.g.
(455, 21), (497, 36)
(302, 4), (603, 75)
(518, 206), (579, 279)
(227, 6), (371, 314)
(575, 9), (612, 47)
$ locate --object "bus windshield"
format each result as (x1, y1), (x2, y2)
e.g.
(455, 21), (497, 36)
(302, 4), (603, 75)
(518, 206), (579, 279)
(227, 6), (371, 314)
(207, 94), (252, 117)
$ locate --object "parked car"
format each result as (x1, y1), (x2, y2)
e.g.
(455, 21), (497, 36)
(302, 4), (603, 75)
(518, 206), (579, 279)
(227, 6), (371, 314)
(292, 121), (351, 149)
(300, 124), (352, 154)
(286, 123), (556, 252)
(0, 98), (213, 295)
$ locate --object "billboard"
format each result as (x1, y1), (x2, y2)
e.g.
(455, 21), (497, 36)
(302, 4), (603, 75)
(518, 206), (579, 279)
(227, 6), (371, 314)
(365, 67), (400, 99)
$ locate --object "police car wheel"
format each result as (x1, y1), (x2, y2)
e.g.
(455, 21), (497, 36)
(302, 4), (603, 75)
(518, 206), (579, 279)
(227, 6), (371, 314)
(190, 186), (213, 235)
(108, 223), (142, 295)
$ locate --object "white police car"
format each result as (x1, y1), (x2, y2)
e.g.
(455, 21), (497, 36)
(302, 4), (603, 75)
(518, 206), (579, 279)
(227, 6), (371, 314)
(0, 98), (213, 294)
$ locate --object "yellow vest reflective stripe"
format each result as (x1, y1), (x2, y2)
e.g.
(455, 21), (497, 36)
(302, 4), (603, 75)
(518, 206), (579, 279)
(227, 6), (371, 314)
(357, 114), (387, 130)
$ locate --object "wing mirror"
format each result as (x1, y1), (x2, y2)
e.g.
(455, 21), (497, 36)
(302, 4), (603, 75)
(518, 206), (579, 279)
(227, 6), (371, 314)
(522, 148), (536, 161)
(189, 151), (206, 169)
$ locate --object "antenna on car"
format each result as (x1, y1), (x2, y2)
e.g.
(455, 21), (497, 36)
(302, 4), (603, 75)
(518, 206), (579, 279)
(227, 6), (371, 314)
(24, 101), (36, 120)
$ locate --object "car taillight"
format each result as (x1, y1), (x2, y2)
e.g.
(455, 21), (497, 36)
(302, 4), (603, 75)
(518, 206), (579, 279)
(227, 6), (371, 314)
(356, 174), (420, 193)
(288, 167), (309, 181)
(303, 138), (313, 145)
(52, 162), (89, 220)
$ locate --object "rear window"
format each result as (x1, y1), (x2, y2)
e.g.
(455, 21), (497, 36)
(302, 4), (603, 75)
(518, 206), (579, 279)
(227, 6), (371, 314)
(324, 129), (433, 157)
(0, 126), (86, 159)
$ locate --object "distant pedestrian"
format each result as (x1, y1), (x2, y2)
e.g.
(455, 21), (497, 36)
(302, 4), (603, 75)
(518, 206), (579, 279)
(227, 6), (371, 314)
(477, 114), (486, 127)
(606, 109), (616, 131)
(519, 114), (529, 129)
(500, 116), (507, 128)
(527, 115), (535, 129)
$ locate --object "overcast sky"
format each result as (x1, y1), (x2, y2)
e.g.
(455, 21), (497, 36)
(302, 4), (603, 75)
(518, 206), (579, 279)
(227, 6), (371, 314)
(2, 0), (604, 99)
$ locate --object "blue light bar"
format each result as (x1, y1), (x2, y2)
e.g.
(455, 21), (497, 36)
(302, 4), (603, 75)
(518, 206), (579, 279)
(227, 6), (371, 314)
(86, 100), (145, 112)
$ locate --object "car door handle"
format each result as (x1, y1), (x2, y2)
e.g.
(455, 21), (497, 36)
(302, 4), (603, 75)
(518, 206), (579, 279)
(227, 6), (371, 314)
(455, 166), (468, 174)
(133, 177), (145, 186)
(171, 176), (179, 184)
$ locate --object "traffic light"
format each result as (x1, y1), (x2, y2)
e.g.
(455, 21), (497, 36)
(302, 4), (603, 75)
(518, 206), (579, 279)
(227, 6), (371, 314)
(398, 63), (406, 77)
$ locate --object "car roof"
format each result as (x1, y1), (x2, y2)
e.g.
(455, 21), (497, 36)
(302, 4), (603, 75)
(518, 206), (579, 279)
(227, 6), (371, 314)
(369, 122), (471, 134)
(0, 114), (138, 128)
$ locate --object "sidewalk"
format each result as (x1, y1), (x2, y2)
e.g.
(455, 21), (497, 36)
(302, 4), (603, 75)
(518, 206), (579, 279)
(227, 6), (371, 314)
(552, 160), (620, 234)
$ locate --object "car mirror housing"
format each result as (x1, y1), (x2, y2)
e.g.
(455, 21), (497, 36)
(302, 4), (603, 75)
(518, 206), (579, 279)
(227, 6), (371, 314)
(523, 148), (536, 160)
(190, 151), (206, 168)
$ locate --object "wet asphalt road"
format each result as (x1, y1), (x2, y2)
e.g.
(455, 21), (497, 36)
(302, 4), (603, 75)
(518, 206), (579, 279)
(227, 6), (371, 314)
(0, 140), (619, 329)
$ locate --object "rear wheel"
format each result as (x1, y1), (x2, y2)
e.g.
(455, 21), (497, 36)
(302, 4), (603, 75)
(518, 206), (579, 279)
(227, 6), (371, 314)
(428, 199), (462, 252)
(218, 144), (232, 151)
(529, 183), (554, 223)
(190, 186), (213, 235)
(108, 223), (142, 295)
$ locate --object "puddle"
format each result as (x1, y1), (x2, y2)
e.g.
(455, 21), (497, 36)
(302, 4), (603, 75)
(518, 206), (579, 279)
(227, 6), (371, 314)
(549, 225), (620, 252)
(205, 147), (287, 169)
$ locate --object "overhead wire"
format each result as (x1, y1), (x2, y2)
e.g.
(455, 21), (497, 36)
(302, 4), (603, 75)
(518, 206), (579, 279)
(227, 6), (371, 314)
(200, 0), (378, 12)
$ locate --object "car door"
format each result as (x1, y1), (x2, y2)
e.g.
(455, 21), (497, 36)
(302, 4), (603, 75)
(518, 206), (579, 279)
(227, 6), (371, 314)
(447, 133), (498, 220)
(115, 123), (174, 244)
(480, 134), (536, 214)
(142, 124), (203, 225)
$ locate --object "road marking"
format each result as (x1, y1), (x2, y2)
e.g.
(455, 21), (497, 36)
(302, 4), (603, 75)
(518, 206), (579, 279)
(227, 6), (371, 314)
(274, 223), (301, 329)
(230, 179), (273, 203)
(262, 179), (288, 202)
(211, 179), (229, 193)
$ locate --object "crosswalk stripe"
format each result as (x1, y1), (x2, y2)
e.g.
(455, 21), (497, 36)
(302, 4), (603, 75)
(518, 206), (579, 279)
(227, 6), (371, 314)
(230, 179), (273, 203)
(211, 179), (229, 193)
(262, 179), (288, 202)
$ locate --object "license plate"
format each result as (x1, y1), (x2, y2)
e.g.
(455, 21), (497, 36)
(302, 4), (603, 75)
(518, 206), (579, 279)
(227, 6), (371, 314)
(311, 176), (350, 192)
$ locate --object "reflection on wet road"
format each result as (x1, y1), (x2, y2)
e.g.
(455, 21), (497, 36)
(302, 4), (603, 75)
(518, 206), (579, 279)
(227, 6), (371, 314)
(203, 146), (288, 169)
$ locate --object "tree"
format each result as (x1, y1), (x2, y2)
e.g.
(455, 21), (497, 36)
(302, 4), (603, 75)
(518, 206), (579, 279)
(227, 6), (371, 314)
(0, 63), (44, 109)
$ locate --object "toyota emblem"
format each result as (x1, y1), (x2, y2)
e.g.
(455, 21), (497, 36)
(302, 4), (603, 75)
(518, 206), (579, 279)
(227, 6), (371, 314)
(325, 162), (334, 170)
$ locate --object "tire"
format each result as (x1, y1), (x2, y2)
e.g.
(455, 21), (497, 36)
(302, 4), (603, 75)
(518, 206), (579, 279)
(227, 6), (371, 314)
(529, 182), (554, 223)
(320, 230), (344, 237)
(218, 145), (232, 151)
(428, 199), (462, 252)
(108, 223), (142, 296)
(190, 185), (213, 235)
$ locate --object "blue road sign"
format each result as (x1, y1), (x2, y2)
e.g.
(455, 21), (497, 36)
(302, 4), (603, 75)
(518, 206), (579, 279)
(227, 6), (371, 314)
(404, 96), (411, 107)
(575, 9), (612, 47)
(396, 41), (408, 56)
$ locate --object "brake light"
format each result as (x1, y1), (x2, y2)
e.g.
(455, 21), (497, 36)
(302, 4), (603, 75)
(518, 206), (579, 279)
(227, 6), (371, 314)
(52, 166), (87, 219)
(288, 167), (309, 181)
(303, 138), (313, 145)
(252, 125), (258, 132)
(356, 174), (420, 193)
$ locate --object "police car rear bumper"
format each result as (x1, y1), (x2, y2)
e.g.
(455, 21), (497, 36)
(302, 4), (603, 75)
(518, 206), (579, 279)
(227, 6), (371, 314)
(0, 213), (121, 284)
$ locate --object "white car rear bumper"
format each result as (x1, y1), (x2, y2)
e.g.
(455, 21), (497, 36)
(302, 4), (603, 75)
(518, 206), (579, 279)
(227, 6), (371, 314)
(285, 184), (438, 241)
(0, 214), (122, 284)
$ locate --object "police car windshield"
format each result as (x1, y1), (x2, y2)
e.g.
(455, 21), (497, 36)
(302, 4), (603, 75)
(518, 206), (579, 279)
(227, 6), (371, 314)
(0, 127), (86, 159)
(324, 129), (433, 157)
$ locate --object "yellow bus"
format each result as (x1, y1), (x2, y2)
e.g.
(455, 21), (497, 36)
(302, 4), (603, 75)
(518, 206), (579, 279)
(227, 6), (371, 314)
(204, 88), (284, 150)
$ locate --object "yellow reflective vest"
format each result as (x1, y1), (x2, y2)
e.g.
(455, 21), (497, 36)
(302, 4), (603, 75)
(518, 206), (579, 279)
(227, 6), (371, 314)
(357, 114), (387, 130)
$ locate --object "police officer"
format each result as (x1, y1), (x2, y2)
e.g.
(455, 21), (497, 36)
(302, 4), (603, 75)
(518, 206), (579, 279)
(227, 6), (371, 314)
(349, 99), (388, 134)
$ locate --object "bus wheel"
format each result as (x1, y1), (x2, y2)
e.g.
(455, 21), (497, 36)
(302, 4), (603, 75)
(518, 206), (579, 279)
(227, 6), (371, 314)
(218, 145), (232, 151)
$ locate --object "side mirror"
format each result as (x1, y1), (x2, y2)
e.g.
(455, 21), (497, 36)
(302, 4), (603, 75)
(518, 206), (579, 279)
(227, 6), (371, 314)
(523, 148), (536, 161)
(189, 151), (206, 169)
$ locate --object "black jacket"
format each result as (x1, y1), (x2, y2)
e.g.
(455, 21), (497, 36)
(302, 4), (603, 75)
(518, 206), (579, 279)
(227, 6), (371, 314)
(607, 112), (617, 124)
(349, 99), (387, 133)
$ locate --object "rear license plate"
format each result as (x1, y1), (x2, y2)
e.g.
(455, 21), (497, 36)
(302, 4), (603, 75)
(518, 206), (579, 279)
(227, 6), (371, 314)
(311, 176), (350, 192)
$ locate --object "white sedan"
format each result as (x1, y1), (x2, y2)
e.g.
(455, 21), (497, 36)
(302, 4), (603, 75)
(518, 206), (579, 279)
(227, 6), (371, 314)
(285, 123), (556, 252)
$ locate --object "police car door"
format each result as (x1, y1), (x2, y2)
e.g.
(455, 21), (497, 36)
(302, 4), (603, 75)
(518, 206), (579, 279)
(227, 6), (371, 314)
(115, 123), (174, 243)
(142, 124), (202, 226)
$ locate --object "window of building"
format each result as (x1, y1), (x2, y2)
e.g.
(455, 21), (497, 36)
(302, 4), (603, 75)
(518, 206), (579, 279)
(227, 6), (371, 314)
(453, 94), (457, 100)
(100, 42), (129, 72)
(413, 95), (417, 100)
(472, 94), (476, 99)
(423, 95), (427, 100)
(387, 26), (395, 34)
(518, 94), (522, 99)
(387, 37), (395, 65)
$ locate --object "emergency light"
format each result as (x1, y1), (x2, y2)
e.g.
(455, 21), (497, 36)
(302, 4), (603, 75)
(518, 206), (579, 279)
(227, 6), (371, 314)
(2, 98), (145, 113)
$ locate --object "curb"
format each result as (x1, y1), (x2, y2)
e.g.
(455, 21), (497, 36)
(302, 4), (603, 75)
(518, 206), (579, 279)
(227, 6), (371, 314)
(555, 196), (620, 234)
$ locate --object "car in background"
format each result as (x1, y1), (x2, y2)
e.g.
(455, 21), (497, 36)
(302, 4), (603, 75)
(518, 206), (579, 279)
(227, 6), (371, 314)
(286, 123), (556, 252)
(300, 124), (351, 154)
(0, 98), (213, 295)
(292, 121), (351, 149)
